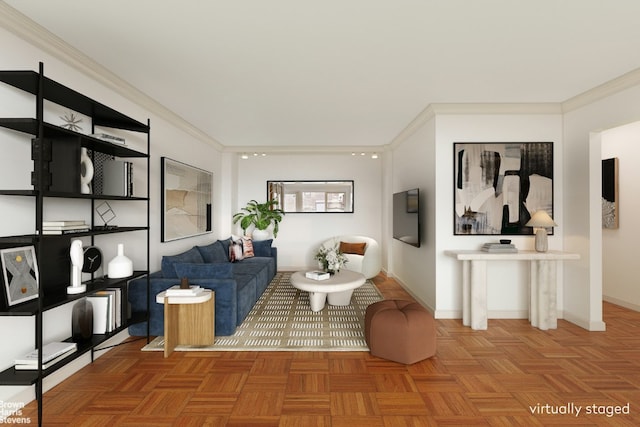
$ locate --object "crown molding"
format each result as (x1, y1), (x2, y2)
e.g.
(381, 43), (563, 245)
(562, 67), (640, 113)
(224, 144), (389, 155)
(390, 103), (562, 149)
(0, 1), (224, 150)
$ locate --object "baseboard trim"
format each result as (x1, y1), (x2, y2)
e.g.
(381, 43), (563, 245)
(604, 295), (640, 313)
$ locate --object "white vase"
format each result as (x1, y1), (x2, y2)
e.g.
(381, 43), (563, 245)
(252, 228), (271, 241)
(107, 243), (133, 278)
(80, 147), (93, 194)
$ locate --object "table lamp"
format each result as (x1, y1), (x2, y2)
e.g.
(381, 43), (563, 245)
(525, 210), (557, 252)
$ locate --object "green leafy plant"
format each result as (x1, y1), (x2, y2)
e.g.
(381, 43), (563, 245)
(232, 199), (285, 237)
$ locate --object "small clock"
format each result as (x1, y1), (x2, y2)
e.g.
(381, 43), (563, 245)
(82, 246), (103, 274)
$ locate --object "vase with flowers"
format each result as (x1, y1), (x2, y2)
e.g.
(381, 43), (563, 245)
(314, 244), (348, 275)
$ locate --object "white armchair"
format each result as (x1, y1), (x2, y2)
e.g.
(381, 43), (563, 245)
(320, 235), (382, 279)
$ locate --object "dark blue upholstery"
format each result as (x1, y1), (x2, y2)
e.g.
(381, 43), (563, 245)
(128, 240), (277, 337)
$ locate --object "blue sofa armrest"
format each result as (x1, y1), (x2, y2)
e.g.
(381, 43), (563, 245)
(128, 272), (239, 336)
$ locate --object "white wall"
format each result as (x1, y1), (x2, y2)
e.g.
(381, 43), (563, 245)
(434, 113), (564, 319)
(0, 26), (224, 406)
(562, 83), (640, 330)
(232, 152), (383, 271)
(601, 121), (640, 311)
(389, 117), (437, 311)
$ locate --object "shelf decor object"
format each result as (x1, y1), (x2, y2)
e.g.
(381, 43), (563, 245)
(67, 239), (86, 294)
(1, 245), (39, 306)
(107, 243), (133, 278)
(453, 142), (554, 235)
(525, 210), (557, 253)
(79, 147), (94, 194)
(161, 157), (212, 242)
(71, 298), (93, 342)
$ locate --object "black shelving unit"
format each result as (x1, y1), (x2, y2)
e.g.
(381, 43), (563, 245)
(0, 63), (150, 426)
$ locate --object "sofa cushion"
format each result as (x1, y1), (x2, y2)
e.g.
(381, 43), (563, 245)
(161, 246), (204, 278)
(174, 262), (234, 279)
(241, 237), (255, 258)
(197, 240), (229, 263)
(252, 239), (273, 257)
(340, 241), (366, 255)
(229, 239), (244, 262)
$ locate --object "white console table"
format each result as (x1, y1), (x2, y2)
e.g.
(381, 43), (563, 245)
(445, 250), (580, 331)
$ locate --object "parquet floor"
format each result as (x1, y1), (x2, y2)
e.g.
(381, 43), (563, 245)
(15, 274), (640, 426)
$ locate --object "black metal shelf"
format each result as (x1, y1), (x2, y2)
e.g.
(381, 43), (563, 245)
(0, 70), (148, 133)
(0, 63), (151, 426)
(0, 322), (143, 386)
(0, 271), (148, 316)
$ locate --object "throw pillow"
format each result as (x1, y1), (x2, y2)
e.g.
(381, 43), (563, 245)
(161, 246), (204, 278)
(229, 239), (244, 262)
(252, 239), (273, 257)
(340, 241), (366, 256)
(241, 236), (255, 258)
(173, 262), (233, 279)
(197, 240), (229, 263)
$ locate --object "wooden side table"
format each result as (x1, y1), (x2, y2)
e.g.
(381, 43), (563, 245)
(155, 289), (215, 357)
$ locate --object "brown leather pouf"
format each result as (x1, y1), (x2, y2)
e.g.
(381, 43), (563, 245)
(365, 300), (436, 364)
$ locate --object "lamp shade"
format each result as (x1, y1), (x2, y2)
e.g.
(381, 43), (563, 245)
(526, 210), (557, 228)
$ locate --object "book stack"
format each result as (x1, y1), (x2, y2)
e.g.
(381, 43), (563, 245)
(305, 270), (330, 281)
(482, 242), (518, 253)
(165, 285), (204, 297)
(14, 341), (77, 370)
(87, 288), (122, 334)
(42, 220), (90, 235)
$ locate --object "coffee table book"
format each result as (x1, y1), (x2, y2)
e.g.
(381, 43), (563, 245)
(305, 270), (330, 281)
(165, 285), (203, 296)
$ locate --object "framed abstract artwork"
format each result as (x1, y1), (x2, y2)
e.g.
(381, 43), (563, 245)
(1, 245), (39, 306)
(454, 142), (554, 235)
(602, 157), (619, 229)
(161, 157), (212, 242)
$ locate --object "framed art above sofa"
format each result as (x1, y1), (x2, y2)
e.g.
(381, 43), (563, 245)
(161, 157), (212, 242)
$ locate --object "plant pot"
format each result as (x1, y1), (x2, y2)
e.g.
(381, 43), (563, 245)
(252, 229), (271, 241)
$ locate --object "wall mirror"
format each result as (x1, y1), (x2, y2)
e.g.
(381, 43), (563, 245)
(267, 180), (354, 213)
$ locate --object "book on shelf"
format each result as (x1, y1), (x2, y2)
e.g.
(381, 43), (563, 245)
(43, 224), (88, 230)
(86, 294), (111, 334)
(14, 341), (77, 366)
(14, 348), (77, 370)
(102, 159), (133, 197)
(305, 270), (330, 281)
(90, 133), (126, 145)
(42, 220), (87, 227)
(165, 285), (203, 297)
(481, 243), (518, 253)
(96, 288), (122, 330)
(42, 227), (90, 235)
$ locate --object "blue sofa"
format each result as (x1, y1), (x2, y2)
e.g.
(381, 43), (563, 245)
(128, 238), (277, 337)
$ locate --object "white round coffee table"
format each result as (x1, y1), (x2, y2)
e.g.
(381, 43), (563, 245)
(290, 270), (366, 312)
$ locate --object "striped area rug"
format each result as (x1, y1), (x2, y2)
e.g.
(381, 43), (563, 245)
(142, 271), (383, 352)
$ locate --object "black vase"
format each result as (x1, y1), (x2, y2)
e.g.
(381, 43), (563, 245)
(72, 298), (93, 342)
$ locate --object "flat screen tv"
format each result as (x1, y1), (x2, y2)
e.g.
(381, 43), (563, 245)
(393, 188), (420, 247)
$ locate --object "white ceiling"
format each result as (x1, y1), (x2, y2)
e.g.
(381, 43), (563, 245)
(4, 0), (640, 148)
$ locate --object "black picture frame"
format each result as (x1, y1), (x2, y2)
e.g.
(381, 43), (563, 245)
(161, 157), (213, 242)
(453, 142), (554, 235)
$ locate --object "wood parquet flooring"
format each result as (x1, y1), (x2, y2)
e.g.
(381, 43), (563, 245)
(15, 273), (640, 426)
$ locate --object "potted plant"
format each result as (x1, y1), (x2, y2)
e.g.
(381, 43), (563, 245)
(233, 199), (285, 240)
